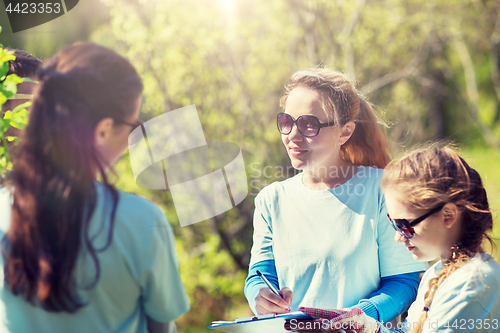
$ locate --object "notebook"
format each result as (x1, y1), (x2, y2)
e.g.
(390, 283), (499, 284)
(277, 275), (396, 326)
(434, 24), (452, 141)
(208, 311), (314, 333)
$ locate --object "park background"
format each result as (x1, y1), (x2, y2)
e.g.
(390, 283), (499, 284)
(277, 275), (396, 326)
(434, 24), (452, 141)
(1, 0), (500, 331)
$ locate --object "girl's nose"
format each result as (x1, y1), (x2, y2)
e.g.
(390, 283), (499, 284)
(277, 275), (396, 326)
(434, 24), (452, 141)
(394, 231), (406, 243)
(287, 123), (303, 142)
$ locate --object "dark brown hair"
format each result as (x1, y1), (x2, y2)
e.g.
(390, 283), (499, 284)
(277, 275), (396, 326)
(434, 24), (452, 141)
(3, 43), (143, 312)
(280, 68), (391, 168)
(4, 48), (42, 79)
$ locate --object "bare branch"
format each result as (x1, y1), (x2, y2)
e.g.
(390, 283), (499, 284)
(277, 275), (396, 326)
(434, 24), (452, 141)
(361, 38), (431, 94)
(337, 0), (367, 45)
(489, 14), (500, 102)
(453, 36), (500, 148)
(360, 67), (417, 95)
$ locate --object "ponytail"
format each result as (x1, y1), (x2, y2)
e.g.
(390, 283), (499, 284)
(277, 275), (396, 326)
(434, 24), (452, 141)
(3, 43), (143, 313)
(340, 98), (390, 168)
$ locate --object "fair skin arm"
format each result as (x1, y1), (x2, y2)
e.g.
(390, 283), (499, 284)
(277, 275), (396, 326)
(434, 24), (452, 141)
(255, 287), (293, 314)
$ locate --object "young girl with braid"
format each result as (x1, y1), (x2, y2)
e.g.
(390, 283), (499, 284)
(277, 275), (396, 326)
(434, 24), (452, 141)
(285, 145), (500, 333)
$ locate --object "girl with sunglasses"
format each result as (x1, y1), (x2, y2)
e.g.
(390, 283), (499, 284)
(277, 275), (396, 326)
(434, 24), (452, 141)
(0, 43), (189, 332)
(285, 146), (500, 333)
(245, 68), (425, 323)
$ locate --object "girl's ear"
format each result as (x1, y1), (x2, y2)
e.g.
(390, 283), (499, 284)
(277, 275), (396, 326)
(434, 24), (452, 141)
(94, 117), (114, 147)
(443, 202), (460, 228)
(340, 121), (355, 145)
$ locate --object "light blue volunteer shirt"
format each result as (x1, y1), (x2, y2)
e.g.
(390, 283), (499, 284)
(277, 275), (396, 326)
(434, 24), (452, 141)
(383, 253), (500, 333)
(249, 166), (426, 312)
(0, 183), (190, 333)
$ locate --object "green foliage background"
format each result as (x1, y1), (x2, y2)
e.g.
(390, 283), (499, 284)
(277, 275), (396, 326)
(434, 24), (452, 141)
(2, 0), (500, 332)
(0, 47), (30, 173)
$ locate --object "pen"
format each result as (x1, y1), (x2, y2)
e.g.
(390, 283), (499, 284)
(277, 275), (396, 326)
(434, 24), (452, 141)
(256, 270), (292, 312)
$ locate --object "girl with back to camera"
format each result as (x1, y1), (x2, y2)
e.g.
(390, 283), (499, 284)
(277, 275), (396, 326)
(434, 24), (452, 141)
(0, 43), (189, 333)
(285, 145), (500, 333)
(244, 68), (425, 323)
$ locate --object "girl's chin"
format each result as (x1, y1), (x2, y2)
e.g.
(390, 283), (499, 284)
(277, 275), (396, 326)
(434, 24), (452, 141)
(411, 252), (437, 263)
(289, 159), (306, 170)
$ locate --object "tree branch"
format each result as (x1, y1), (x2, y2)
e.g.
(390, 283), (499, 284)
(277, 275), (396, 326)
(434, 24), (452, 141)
(453, 36), (500, 148)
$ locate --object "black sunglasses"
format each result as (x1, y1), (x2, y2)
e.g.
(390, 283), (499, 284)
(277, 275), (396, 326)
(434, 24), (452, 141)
(277, 112), (335, 137)
(387, 204), (445, 239)
(114, 119), (144, 132)
(114, 119), (145, 146)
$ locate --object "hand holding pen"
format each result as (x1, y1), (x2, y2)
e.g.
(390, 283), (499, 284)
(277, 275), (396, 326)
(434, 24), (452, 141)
(255, 270), (293, 314)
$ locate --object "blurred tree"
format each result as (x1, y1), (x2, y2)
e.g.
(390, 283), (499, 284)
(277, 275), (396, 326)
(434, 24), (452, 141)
(90, 0), (500, 329)
(2, 0), (500, 331)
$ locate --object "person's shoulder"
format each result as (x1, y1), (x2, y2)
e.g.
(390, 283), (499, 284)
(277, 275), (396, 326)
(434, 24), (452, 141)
(420, 259), (442, 282)
(438, 254), (500, 297)
(354, 165), (384, 183)
(118, 190), (165, 218)
(95, 182), (166, 222)
(352, 166), (385, 198)
(463, 254), (500, 287)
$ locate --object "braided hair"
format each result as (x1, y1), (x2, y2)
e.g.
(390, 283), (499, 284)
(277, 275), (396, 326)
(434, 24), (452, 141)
(380, 144), (493, 333)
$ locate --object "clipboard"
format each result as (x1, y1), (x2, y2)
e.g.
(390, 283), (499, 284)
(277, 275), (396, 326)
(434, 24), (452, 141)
(208, 311), (314, 333)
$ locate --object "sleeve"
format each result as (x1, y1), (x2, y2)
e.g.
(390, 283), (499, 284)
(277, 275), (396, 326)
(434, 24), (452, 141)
(244, 259), (279, 315)
(139, 210), (190, 323)
(248, 190), (275, 267)
(352, 272), (420, 322)
(377, 189), (427, 277)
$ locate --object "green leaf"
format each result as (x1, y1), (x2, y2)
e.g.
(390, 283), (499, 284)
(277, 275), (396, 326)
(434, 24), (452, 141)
(9, 119), (27, 129)
(4, 73), (23, 84)
(0, 74), (23, 99)
(2, 111), (12, 120)
(0, 62), (8, 81)
(0, 92), (6, 105)
(0, 48), (15, 79)
(0, 48), (15, 63)
(6, 136), (18, 142)
(0, 118), (10, 132)
(3, 105), (28, 129)
(22, 77), (38, 84)
(11, 101), (31, 114)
